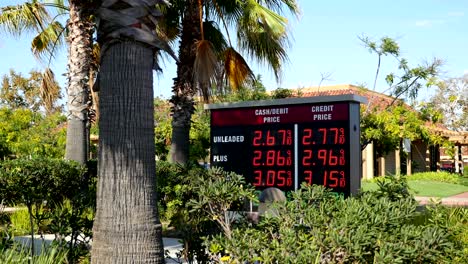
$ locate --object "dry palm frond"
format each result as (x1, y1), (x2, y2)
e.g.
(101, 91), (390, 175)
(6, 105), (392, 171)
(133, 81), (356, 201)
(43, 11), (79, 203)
(91, 43), (100, 71)
(194, 39), (218, 100)
(223, 47), (254, 90)
(31, 21), (65, 62)
(0, 2), (50, 36)
(41, 68), (60, 115)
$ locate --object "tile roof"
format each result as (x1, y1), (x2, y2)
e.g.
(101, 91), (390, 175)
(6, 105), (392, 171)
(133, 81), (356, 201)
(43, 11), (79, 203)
(291, 84), (466, 140)
(294, 84), (401, 111)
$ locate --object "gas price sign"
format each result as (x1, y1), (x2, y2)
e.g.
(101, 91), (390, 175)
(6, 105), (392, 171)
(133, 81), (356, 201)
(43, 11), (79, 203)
(205, 95), (366, 197)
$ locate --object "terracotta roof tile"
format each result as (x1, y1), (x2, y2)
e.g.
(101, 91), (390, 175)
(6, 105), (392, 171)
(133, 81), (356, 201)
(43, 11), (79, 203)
(291, 84), (466, 139)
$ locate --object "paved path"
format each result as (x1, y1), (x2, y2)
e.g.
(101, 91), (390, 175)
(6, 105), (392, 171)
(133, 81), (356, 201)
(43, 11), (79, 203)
(12, 234), (184, 263)
(415, 191), (468, 206)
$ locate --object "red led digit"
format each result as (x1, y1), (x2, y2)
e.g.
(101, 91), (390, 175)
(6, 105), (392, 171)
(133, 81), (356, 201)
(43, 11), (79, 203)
(266, 150), (275, 166)
(329, 150), (338, 165)
(266, 170), (275, 186)
(277, 170), (286, 186)
(253, 130), (262, 146)
(304, 170), (313, 185)
(302, 150), (313, 166)
(277, 151), (285, 166)
(253, 170), (262, 186)
(330, 128), (339, 144)
(253, 150), (262, 166)
(328, 170), (339, 188)
(302, 129), (313, 145)
(266, 130), (275, 146)
(318, 149), (327, 165)
(319, 128), (327, 144)
(278, 130), (286, 145)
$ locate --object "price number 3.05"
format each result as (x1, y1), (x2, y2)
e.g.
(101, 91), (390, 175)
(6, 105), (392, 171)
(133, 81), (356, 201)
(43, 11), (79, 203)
(253, 170), (293, 187)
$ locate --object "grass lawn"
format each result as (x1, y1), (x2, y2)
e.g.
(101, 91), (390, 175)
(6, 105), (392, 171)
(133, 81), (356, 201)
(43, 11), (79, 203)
(361, 180), (468, 197)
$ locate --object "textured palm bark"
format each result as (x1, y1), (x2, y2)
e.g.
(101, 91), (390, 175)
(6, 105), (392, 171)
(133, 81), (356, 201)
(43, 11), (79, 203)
(64, 1), (93, 164)
(91, 41), (164, 263)
(169, 0), (200, 164)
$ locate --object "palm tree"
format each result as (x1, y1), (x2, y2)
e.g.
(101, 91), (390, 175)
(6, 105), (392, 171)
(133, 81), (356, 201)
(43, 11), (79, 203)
(64, 0), (95, 164)
(0, 0), (95, 164)
(0, 1), (64, 115)
(165, 0), (300, 164)
(91, 0), (176, 263)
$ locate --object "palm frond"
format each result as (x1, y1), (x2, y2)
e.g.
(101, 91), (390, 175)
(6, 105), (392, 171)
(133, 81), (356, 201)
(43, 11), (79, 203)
(206, 0), (243, 26)
(245, 0), (288, 37)
(91, 43), (101, 70)
(203, 20), (228, 54)
(236, 0), (291, 80)
(31, 21), (66, 63)
(194, 39), (218, 100)
(43, 0), (69, 15)
(41, 68), (60, 115)
(257, 0), (300, 16)
(0, 2), (51, 36)
(223, 47), (254, 90)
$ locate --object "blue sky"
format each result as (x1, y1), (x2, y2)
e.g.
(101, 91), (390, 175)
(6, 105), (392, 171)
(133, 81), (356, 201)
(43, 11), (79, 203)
(1, 0), (467, 100)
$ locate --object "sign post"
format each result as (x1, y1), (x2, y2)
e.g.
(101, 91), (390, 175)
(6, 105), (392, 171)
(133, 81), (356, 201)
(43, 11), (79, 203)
(205, 95), (367, 197)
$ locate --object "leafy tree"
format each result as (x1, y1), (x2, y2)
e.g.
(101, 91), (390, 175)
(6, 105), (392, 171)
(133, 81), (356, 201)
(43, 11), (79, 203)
(429, 74), (468, 131)
(0, 107), (66, 159)
(164, 0), (300, 164)
(0, 0), (96, 164)
(189, 105), (211, 162)
(154, 97), (172, 160)
(360, 103), (446, 157)
(358, 36), (446, 155)
(360, 35), (442, 105)
(1, 69), (62, 113)
(212, 74), (271, 102)
(91, 1), (176, 263)
(154, 98), (211, 163)
(0, 69), (65, 158)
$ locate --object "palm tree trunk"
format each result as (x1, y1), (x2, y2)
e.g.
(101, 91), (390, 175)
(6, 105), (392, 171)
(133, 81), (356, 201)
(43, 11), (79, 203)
(91, 41), (164, 263)
(169, 0), (200, 164)
(64, 1), (93, 164)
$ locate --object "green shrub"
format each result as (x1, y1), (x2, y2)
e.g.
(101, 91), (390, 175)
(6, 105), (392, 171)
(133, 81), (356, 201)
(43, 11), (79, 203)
(0, 158), (95, 263)
(0, 243), (68, 264)
(205, 182), (465, 263)
(156, 162), (257, 263)
(408, 171), (463, 184)
(425, 205), (468, 262)
(9, 208), (38, 236)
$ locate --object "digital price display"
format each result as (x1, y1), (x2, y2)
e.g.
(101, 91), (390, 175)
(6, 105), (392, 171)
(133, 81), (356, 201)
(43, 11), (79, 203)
(205, 95), (366, 197)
